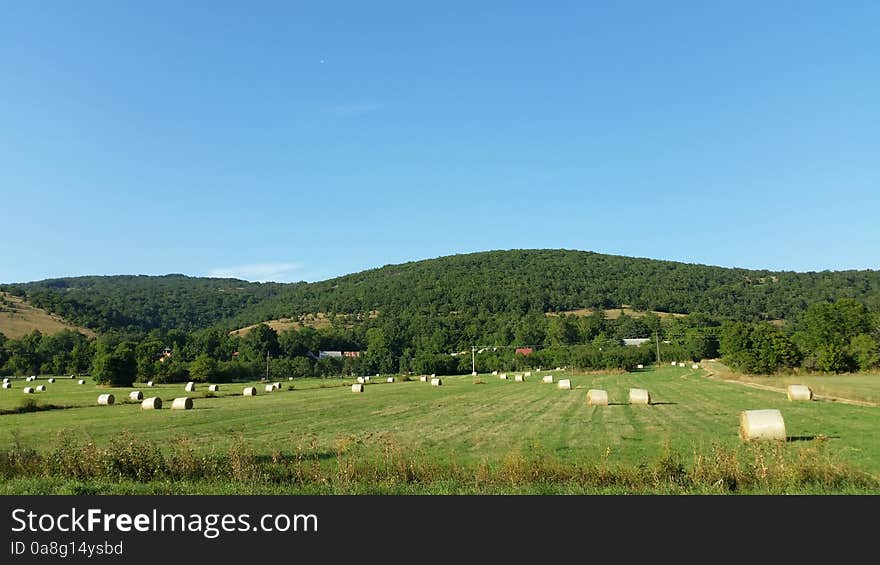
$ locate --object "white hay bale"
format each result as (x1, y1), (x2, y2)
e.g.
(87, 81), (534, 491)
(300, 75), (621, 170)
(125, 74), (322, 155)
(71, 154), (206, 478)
(524, 371), (532, 377)
(677, 362), (685, 368)
(636, 364), (643, 369)
(671, 361), (677, 366)
(27, 376), (35, 381)
(629, 388), (651, 405)
(740, 409), (786, 441)
(514, 374), (525, 382)
(587, 389), (609, 405)
(691, 364), (699, 369)
(430, 378), (442, 386)
(357, 376), (365, 384)
(542, 375), (554, 383)
(23, 386), (35, 394)
(787, 384), (813, 401)
(351, 383), (364, 393)
(387, 377), (395, 383)
(78, 379), (85, 385)
(492, 370), (498, 375)
(264, 384), (275, 392)
(365, 376), (371, 382)
(185, 382), (196, 392)
(499, 374), (508, 380)
(431, 373), (436, 378)
(141, 397), (161, 410)
(129, 390), (143, 401)
(2, 378), (8, 383)
(288, 377), (294, 381)
(2, 383), (11, 389)
(146, 381), (154, 387)
(419, 375), (429, 382)
(273, 382), (281, 390)
(555, 367), (561, 371)
(70, 374), (75, 379)
(375, 373), (380, 377)
(36, 385), (47, 392)
(557, 379), (571, 390)
(208, 384), (219, 392)
(172, 397), (193, 410)
(97, 393), (115, 405)
(243, 387), (257, 396)
(48, 378), (55, 383)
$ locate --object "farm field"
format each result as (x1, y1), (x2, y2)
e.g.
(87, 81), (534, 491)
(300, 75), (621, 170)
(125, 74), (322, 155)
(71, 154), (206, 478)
(1, 366), (878, 494)
(701, 360), (880, 405)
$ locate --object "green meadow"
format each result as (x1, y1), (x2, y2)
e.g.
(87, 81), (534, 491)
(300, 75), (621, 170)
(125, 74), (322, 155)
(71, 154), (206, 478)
(1, 366), (878, 494)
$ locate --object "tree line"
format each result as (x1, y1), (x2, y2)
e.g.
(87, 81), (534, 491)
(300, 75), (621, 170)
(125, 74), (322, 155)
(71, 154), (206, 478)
(1, 298), (876, 384)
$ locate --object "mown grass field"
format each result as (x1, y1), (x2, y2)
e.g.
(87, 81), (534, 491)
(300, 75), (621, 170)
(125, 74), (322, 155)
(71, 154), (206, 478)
(1, 366), (878, 493)
(702, 360), (880, 404)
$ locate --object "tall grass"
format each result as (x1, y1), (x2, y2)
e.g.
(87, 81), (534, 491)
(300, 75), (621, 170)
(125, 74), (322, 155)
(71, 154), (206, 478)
(0, 432), (875, 494)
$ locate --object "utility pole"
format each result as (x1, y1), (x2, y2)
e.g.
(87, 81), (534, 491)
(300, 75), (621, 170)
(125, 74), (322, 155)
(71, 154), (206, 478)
(655, 331), (661, 364)
(266, 349), (270, 381)
(471, 345), (476, 375)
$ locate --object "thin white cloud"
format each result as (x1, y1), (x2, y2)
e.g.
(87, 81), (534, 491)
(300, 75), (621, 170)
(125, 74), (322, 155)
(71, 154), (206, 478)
(326, 102), (383, 116)
(207, 262), (303, 282)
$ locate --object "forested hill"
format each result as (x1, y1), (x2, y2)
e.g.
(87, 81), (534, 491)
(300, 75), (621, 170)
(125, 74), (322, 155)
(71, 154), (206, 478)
(3, 250), (877, 334)
(227, 249), (879, 327)
(0, 275), (285, 333)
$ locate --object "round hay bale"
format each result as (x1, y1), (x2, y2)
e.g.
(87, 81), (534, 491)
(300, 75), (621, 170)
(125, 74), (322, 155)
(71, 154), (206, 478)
(587, 389), (608, 405)
(365, 376), (372, 382)
(243, 387), (257, 396)
(557, 379), (571, 390)
(23, 387), (34, 394)
(524, 371), (532, 377)
(499, 374), (508, 380)
(36, 385), (47, 392)
(357, 376), (365, 384)
(48, 378), (55, 383)
(491, 370), (498, 375)
(740, 409), (786, 441)
(146, 381), (154, 387)
(77, 379), (85, 385)
(264, 384), (275, 393)
(430, 373), (436, 378)
(27, 376), (35, 381)
(208, 384), (219, 392)
(351, 383), (364, 393)
(171, 397), (193, 410)
(97, 393), (115, 405)
(677, 362), (685, 368)
(629, 388), (651, 405)
(141, 397), (162, 410)
(2, 382), (12, 389)
(419, 375), (429, 382)
(70, 375), (75, 379)
(787, 385), (813, 401)
(671, 361), (677, 366)
(691, 364), (700, 369)
(2, 377), (8, 384)
(636, 364), (644, 369)
(273, 382), (281, 390)
(542, 375), (554, 383)
(288, 377), (294, 381)
(514, 374), (525, 382)
(129, 390), (143, 401)
(386, 377), (395, 383)
(430, 378), (442, 386)
(185, 382), (196, 392)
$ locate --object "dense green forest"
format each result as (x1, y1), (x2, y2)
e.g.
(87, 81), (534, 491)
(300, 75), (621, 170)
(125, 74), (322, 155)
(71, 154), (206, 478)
(1, 250), (878, 382)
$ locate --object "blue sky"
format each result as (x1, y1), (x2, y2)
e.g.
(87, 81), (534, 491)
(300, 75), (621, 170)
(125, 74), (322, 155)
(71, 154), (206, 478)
(2, 1), (878, 283)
